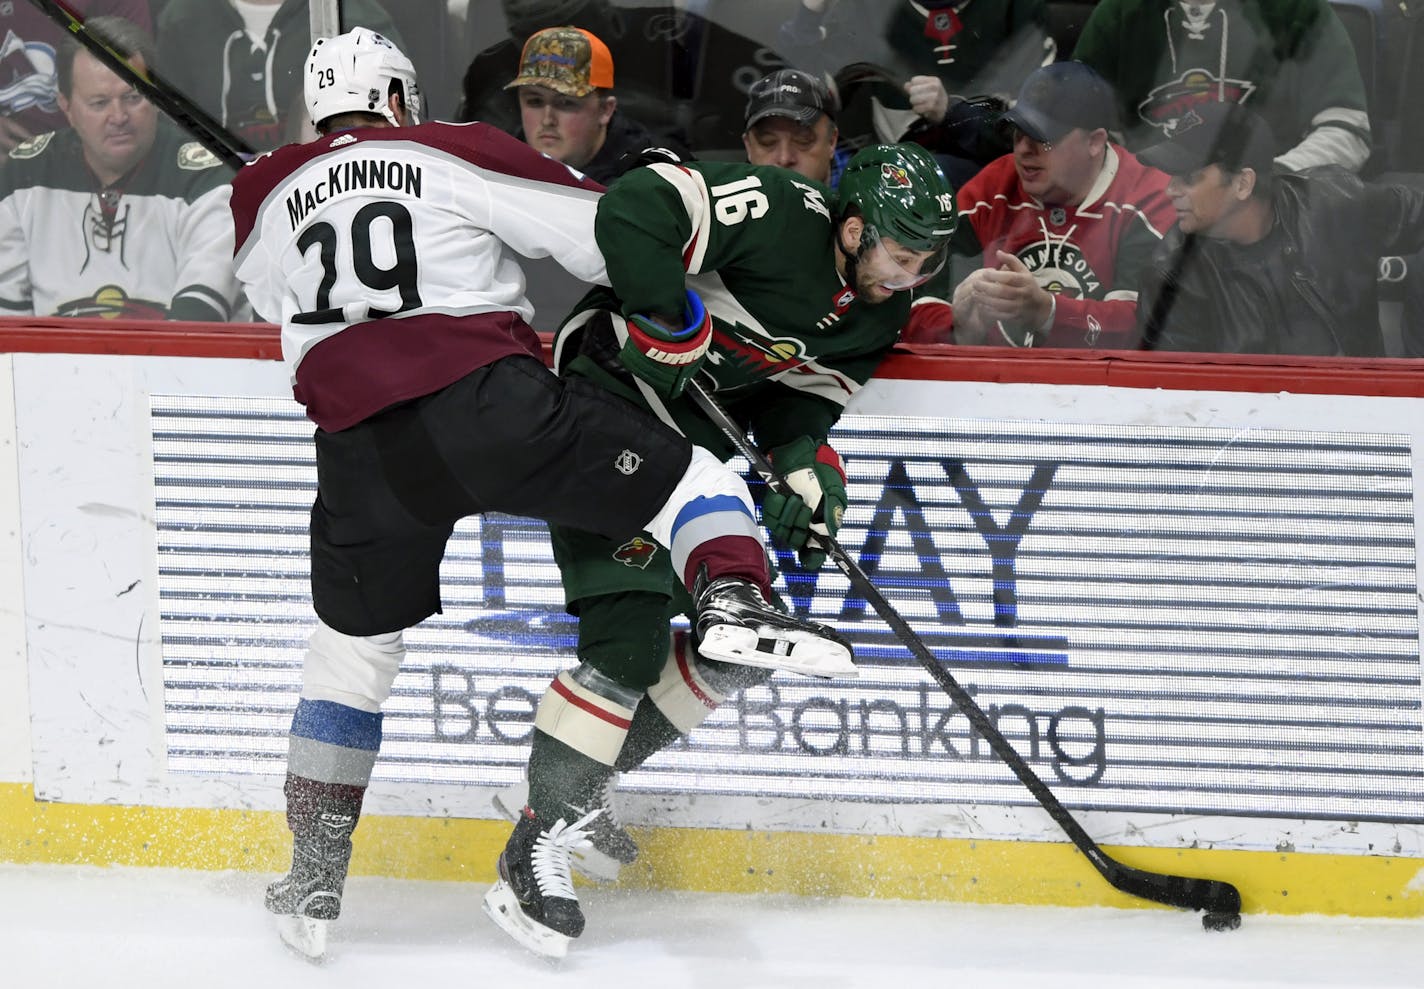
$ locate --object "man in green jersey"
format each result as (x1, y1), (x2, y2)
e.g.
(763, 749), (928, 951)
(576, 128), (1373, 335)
(485, 144), (957, 958)
(1073, 0), (1371, 172)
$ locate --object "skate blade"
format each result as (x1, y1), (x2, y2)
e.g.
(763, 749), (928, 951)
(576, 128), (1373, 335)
(490, 782), (529, 824)
(698, 624), (857, 678)
(275, 914), (328, 962)
(482, 880), (572, 959)
(569, 844), (624, 883)
(491, 787), (624, 883)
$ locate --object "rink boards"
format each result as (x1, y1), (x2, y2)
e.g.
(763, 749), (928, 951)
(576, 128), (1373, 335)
(1, 327), (1422, 917)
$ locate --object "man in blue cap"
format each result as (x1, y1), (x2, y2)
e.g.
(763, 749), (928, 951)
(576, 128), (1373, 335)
(903, 61), (1177, 349)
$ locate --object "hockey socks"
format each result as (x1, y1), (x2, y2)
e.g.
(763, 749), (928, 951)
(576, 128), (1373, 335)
(269, 699), (380, 959)
(487, 667), (639, 954)
(643, 447), (772, 598)
(639, 448), (856, 678)
(616, 631), (776, 771)
(525, 666), (641, 876)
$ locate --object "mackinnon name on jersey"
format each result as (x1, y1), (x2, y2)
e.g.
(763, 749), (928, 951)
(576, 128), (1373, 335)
(287, 160), (424, 230)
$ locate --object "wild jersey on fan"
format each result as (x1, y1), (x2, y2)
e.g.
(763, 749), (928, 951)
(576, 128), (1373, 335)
(0, 119), (240, 320)
(230, 121), (607, 431)
(916, 147), (1175, 348)
(556, 160), (909, 449)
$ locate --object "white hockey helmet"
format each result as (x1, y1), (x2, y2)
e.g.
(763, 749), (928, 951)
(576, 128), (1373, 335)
(304, 27), (422, 129)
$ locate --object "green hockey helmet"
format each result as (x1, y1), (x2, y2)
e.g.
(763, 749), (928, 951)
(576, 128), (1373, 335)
(835, 144), (957, 289)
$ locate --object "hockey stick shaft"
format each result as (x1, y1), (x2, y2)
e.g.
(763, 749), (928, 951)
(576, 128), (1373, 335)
(24, 0), (252, 171)
(686, 379), (1241, 917)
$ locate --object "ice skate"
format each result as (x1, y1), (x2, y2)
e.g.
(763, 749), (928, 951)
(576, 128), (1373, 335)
(274, 914), (328, 962)
(483, 806), (601, 959)
(692, 565), (856, 678)
(492, 775), (638, 882)
(265, 827), (352, 962)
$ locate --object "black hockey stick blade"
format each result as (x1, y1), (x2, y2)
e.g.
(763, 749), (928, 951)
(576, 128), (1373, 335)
(684, 378), (1243, 923)
(25, 0), (252, 171)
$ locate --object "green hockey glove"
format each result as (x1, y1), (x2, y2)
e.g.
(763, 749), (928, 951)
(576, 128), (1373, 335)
(620, 289), (712, 399)
(762, 435), (847, 570)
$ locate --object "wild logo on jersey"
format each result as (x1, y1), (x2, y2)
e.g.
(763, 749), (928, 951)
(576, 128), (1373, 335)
(709, 325), (813, 377)
(1140, 72), (1255, 134)
(612, 537), (658, 570)
(57, 284), (167, 320)
(1017, 240), (1102, 300)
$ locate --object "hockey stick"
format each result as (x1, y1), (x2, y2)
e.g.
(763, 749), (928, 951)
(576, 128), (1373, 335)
(685, 378), (1243, 930)
(24, 0), (252, 170)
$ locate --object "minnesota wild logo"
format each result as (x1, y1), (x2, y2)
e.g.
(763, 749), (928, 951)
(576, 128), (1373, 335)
(56, 284), (167, 319)
(880, 163), (911, 188)
(177, 141), (222, 170)
(711, 326), (810, 376)
(612, 537), (658, 570)
(1139, 72), (1255, 135)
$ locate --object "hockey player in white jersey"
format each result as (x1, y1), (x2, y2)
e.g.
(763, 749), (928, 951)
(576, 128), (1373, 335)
(229, 27), (853, 961)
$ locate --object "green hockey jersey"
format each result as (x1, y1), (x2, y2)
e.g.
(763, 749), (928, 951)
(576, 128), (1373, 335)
(1073, 0), (1370, 172)
(555, 160), (909, 453)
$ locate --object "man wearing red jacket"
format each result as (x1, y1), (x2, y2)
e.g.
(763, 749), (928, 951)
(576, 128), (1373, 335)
(904, 62), (1177, 349)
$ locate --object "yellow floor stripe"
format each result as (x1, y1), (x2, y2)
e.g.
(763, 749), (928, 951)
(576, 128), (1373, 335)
(2, 783), (1420, 917)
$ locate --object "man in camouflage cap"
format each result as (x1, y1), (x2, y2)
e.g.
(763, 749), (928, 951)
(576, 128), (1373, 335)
(505, 24), (661, 182)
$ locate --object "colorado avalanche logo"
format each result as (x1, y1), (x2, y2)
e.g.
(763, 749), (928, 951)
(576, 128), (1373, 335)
(0, 30), (58, 116)
(880, 163), (912, 188)
(613, 537), (658, 570)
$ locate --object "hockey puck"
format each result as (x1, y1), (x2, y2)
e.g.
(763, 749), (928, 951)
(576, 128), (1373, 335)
(1202, 911), (1242, 932)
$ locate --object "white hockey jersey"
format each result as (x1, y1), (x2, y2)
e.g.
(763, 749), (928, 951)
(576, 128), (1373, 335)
(0, 120), (242, 321)
(231, 120), (608, 431)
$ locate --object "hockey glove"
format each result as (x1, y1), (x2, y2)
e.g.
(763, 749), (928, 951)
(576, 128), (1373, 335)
(621, 289), (713, 400)
(762, 436), (847, 570)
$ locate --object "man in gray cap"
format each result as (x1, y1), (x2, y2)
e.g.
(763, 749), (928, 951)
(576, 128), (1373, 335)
(741, 67), (839, 185)
(1138, 102), (1424, 355)
(904, 61), (1176, 349)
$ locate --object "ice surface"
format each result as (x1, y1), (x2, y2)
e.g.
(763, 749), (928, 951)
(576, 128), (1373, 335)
(2, 864), (1421, 988)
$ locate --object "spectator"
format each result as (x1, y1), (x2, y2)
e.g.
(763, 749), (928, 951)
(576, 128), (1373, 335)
(778, 0), (1055, 184)
(0, 16), (241, 321)
(463, 0), (778, 153)
(459, 0), (629, 136)
(904, 62), (1176, 349)
(0, 0), (150, 152)
(1137, 102), (1424, 354)
(1074, 0), (1372, 173)
(505, 25), (671, 183)
(155, 0), (403, 152)
(741, 67), (839, 184)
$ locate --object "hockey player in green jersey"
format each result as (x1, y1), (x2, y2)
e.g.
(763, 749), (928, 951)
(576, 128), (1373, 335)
(484, 144), (956, 958)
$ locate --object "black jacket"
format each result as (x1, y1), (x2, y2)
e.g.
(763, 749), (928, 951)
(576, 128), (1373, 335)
(575, 111), (677, 186)
(1141, 168), (1424, 356)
